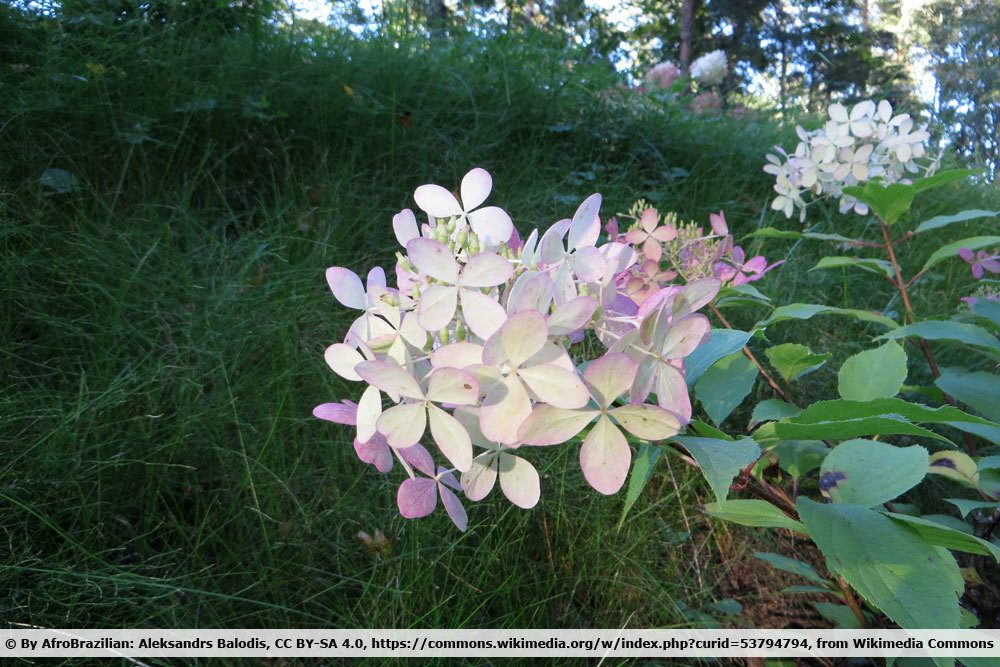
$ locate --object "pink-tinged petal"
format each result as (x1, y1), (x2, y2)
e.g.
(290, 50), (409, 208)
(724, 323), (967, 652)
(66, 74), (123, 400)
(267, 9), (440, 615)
(517, 364), (589, 409)
(431, 342), (484, 370)
(355, 433), (393, 473)
(609, 404), (680, 440)
(399, 312), (429, 347)
(517, 404), (597, 445)
(417, 285), (459, 332)
(465, 363), (503, 397)
(568, 193), (602, 250)
(325, 267), (366, 310)
(498, 452), (540, 509)
(957, 247), (975, 263)
(425, 367), (479, 405)
(639, 208), (658, 233)
(480, 375), (533, 445)
(579, 416), (630, 495)
(709, 211), (728, 236)
(407, 238), (460, 283)
(438, 483), (468, 531)
(494, 309), (548, 367)
(972, 263), (984, 279)
(572, 246), (605, 281)
(413, 184), (462, 218)
(393, 209), (420, 247)
(459, 288), (508, 339)
(468, 207), (514, 247)
(397, 477), (437, 519)
(981, 258), (1000, 273)
(547, 296), (598, 336)
(313, 401), (357, 425)
(605, 216), (620, 238)
(526, 340), (574, 370)
(661, 313), (711, 359)
(324, 343), (365, 381)
(742, 256), (768, 274)
(507, 226), (523, 253)
(642, 236), (662, 262)
(460, 167), (492, 210)
(367, 266), (387, 291)
(672, 278), (721, 318)
(583, 352), (637, 408)
(508, 271), (554, 314)
(629, 356), (656, 405)
(427, 404), (473, 471)
(624, 228), (647, 245)
(356, 360), (424, 399)
(356, 385), (381, 442)
(461, 452), (499, 501)
(651, 225), (677, 242)
(377, 401), (427, 448)
(655, 363), (691, 423)
(460, 252), (514, 288)
(399, 442), (435, 476)
(520, 228), (539, 265)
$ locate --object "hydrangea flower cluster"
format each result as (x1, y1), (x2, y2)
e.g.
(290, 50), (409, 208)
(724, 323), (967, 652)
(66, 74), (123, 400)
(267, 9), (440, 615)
(690, 50), (727, 86)
(764, 100), (933, 221)
(607, 202), (783, 305)
(314, 169), (723, 530)
(644, 61), (682, 89)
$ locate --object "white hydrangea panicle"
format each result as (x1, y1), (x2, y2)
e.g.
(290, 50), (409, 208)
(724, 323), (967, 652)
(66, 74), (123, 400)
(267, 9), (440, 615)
(690, 50), (727, 86)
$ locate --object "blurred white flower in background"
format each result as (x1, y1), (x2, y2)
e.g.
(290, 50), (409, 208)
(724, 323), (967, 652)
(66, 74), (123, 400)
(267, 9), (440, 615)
(690, 50), (727, 86)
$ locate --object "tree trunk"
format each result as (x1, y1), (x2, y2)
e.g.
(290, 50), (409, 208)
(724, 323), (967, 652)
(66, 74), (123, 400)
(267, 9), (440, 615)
(679, 0), (695, 73)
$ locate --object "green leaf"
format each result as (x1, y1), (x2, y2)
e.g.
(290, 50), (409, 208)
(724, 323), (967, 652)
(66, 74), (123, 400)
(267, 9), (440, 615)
(843, 182), (915, 225)
(882, 512), (1000, 562)
(789, 397), (998, 430)
(40, 167), (80, 194)
(928, 451), (979, 488)
(921, 236), (1000, 273)
(819, 439), (927, 506)
(972, 299), (1000, 330)
(914, 209), (997, 234)
(877, 321), (1000, 356)
(783, 585), (832, 594)
(976, 457), (1000, 500)
(935, 367), (1000, 422)
(757, 303), (898, 330)
(672, 436), (761, 502)
(745, 227), (858, 243)
(715, 284), (771, 308)
(912, 168), (978, 192)
(814, 602), (863, 629)
(945, 498), (1000, 519)
(756, 415), (952, 445)
(750, 398), (801, 426)
(765, 343), (830, 383)
(811, 256), (894, 278)
(797, 498), (963, 629)
(617, 443), (662, 530)
(774, 440), (828, 478)
(754, 552), (830, 586)
(694, 352), (758, 426)
(702, 499), (806, 533)
(684, 329), (753, 386)
(838, 340), (908, 401)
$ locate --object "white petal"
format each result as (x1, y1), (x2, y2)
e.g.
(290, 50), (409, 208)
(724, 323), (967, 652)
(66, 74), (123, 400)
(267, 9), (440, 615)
(568, 193), (602, 250)
(425, 367), (479, 405)
(508, 271), (554, 314)
(572, 245), (605, 282)
(461, 452), (498, 501)
(431, 342), (485, 370)
(325, 267), (367, 310)
(407, 238), (460, 283)
(829, 103), (848, 123)
(356, 360), (424, 399)
(492, 309), (547, 367)
(377, 401), (427, 448)
(517, 404), (597, 445)
(517, 363), (589, 409)
(356, 385), (382, 442)
(582, 352), (636, 408)
(460, 252), (514, 288)
(468, 207), (514, 248)
(655, 362), (691, 423)
(538, 221), (569, 265)
(459, 288), (508, 340)
(460, 167), (493, 211)
(427, 404), (473, 471)
(324, 343), (365, 381)
(392, 209), (420, 247)
(498, 452), (540, 509)
(609, 404), (680, 440)
(480, 375), (533, 445)
(417, 285), (459, 332)
(413, 183), (462, 218)
(547, 296), (597, 336)
(579, 416), (630, 495)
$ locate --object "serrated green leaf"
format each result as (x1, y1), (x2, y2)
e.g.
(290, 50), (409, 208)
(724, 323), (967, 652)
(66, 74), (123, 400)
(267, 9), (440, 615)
(774, 439), (828, 478)
(672, 436), (761, 502)
(797, 499), (963, 629)
(694, 352), (758, 426)
(914, 209), (997, 234)
(757, 303), (898, 329)
(877, 321), (1000, 356)
(811, 256), (894, 278)
(843, 182), (915, 225)
(765, 343), (831, 383)
(750, 398), (801, 426)
(703, 499), (806, 533)
(922, 236), (1000, 273)
(935, 368), (1000, 422)
(617, 443), (662, 530)
(754, 552), (830, 586)
(912, 168), (978, 192)
(838, 340), (907, 401)
(819, 439), (927, 506)
(684, 329), (753, 386)
(882, 512), (1000, 562)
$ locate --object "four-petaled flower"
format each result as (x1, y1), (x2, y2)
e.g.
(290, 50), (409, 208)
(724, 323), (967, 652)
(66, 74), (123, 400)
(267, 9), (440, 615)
(625, 208), (676, 261)
(413, 168), (513, 247)
(958, 247), (1000, 279)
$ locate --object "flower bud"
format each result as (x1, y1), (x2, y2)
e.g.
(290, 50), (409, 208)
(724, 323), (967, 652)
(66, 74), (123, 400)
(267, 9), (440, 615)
(439, 327), (450, 344)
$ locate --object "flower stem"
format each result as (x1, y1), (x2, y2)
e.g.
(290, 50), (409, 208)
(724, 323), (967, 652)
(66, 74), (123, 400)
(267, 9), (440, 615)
(709, 303), (790, 402)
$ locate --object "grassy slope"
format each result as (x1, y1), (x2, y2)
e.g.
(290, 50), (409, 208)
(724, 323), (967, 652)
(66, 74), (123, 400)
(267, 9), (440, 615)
(2, 10), (997, 653)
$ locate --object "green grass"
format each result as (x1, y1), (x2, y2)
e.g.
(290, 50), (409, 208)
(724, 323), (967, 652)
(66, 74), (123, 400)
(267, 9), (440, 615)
(2, 7), (998, 658)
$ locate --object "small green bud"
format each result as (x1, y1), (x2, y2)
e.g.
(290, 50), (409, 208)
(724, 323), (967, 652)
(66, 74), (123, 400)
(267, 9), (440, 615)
(439, 327), (450, 344)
